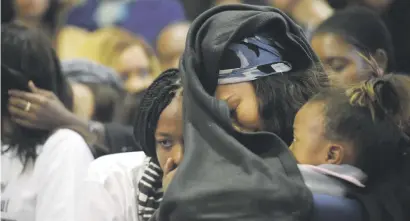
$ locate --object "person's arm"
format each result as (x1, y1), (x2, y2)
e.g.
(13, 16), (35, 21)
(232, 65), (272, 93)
(7, 82), (134, 154)
(32, 129), (94, 221)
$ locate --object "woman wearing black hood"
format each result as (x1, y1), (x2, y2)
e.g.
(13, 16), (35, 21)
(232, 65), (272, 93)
(151, 4), (327, 221)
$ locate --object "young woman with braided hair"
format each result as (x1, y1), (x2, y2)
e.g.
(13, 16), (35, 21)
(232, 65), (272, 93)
(291, 72), (410, 221)
(78, 69), (183, 221)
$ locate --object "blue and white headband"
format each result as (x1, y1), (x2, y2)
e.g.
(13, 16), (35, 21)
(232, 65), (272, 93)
(218, 35), (292, 85)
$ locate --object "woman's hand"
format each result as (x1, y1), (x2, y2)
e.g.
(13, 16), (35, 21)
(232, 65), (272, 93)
(162, 158), (178, 192)
(8, 81), (75, 130)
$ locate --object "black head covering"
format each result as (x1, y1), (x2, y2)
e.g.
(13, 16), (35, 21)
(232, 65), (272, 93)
(151, 4), (318, 221)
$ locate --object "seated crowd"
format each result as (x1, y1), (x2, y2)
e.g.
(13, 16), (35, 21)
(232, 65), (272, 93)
(1, 2), (409, 221)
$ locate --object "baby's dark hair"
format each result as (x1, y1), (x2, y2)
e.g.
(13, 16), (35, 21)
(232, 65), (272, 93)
(310, 74), (410, 220)
(133, 69), (182, 158)
(314, 6), (396, 72)
(252, 64), (328, 145)
(311, 75), (409, 179)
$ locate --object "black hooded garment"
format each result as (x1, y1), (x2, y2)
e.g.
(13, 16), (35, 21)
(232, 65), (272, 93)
(151, 5), (322, 221)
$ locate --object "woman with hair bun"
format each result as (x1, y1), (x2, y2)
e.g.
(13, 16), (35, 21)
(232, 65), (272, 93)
(311, 7), (396, 85)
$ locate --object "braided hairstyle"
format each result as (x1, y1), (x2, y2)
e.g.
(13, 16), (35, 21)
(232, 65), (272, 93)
(310, 73), (410, 221)
(133, 69), (181, 158)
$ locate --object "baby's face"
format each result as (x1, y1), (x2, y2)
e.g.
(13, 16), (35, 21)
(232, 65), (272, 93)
(290, 101), (330, 165)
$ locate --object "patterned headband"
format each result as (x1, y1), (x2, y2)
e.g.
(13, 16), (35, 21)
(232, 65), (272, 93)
(218, 35), (292, 85)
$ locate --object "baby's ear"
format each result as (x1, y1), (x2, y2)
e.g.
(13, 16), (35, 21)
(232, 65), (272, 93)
(325, 144), (344, 165)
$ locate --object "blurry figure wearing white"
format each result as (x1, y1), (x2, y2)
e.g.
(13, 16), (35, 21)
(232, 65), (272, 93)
(1, 22), (94, 221)
(77, 152), (147, 221)
(1, 129), (94, 221)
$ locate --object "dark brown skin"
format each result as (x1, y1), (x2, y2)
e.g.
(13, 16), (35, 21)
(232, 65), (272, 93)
(156, 23), (189, 71)
(290, 101), (355, 165)
(216, 82), (262, 132)
(7, 81), (98, 136)
(154, 96), (184, 191)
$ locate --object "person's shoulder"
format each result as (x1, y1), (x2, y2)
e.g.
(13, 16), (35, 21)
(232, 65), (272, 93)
(41, 128), (91, 157)
(86, 151), (148, 184)
(46, 128), (85, 142)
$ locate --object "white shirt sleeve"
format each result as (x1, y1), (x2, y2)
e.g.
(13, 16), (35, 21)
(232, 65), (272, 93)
(77, 152), (147, 221)
(32, 129), (94, 221)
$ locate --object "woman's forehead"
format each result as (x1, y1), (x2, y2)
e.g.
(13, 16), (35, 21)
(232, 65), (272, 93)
(158, 97), (183, 122)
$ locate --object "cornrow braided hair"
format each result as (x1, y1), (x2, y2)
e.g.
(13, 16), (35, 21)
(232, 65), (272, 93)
(133, 68), (181, 221)
(133, 68), (181, 157)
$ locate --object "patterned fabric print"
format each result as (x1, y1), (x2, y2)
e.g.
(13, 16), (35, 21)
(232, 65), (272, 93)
(218, 35), (292, 85)
(137, 158), (163, 221)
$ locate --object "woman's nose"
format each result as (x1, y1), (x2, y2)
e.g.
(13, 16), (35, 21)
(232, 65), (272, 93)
(172, 145), (183, 165)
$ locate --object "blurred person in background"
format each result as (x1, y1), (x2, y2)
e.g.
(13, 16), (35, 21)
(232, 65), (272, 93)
(62, 27), (161, 93)
(61, 59), (125, 123)
(1, 22), (95, 221)
(78, 69), (183, 221)
(271, 0), (410, 73)
(156, 22), (190, 71)
(56, 25), (91, 60)
(64, 0), (187, 46)
(12, 0), (79, 45)
(291, 73), (410, 221)
(8, 58), (141, 155)
(2, 0), (16, 24)
(311, 7), (396, 85)
(180, 0), (268, 21)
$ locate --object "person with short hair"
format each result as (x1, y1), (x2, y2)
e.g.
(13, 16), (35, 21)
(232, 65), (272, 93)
(156, 22), (190, 71)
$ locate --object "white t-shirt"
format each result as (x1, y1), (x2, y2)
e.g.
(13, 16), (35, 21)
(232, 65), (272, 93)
(1, 129), (94, 221)
(77, 151), (148, 221)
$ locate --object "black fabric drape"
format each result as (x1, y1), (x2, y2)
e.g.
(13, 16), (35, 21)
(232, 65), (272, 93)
(151, 4), (321, 221)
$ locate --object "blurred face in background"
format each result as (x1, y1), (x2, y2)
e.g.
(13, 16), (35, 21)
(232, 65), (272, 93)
(311, 33), (382, 85)
(15, 0), (49, 18)
(157, 23), (190, 71)
(117, 44), (154, 93)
